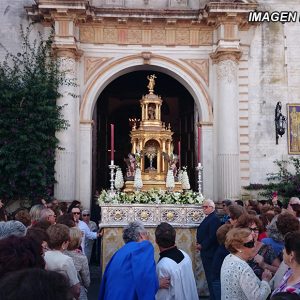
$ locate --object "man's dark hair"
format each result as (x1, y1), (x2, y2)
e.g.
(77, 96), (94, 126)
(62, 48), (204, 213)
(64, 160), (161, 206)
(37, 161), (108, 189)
(284, 231), (300, 265)
(0, 268), (72, 300)
(155, 222), (176, 248)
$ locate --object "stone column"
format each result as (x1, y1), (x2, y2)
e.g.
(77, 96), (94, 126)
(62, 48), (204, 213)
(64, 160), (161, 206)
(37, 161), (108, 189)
(54, 52), (79, 201)
(200, 122), (214, 200)
(212, 52), (241, 200)
(54, 54), (78, 201)
(79, 122), (93, 208)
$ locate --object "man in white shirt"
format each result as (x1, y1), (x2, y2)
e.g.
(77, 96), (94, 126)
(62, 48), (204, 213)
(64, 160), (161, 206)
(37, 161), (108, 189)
(155, 222), (198, 300)
(71, 207), (100, 255)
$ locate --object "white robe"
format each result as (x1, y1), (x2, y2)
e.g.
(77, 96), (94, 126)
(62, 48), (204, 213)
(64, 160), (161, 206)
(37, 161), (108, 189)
(156, 250), (198, 300)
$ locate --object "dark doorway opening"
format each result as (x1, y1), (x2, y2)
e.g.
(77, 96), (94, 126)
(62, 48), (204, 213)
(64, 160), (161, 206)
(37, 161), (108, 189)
(91, 70), (196, 217)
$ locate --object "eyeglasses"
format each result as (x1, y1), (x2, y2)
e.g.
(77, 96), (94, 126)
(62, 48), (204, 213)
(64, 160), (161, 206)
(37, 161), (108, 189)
(72, 212), (81, 215)
(248, 227), (259, 232)
(82, 214), (90, 217)
(243, 240), (255, 248)
(202, 206), (213, 209)
(49, 214), (56, 218)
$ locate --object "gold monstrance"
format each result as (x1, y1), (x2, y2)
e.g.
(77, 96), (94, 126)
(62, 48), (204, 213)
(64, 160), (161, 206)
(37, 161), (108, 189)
(124, 75), (182, 191)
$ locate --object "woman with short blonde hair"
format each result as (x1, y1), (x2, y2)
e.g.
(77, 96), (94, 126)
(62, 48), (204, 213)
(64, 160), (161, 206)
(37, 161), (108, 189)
(45, 224), (80, 299)
(68, 227), (82, 250)
(65, 227), (90, 300)
(221, 228), (272, 300)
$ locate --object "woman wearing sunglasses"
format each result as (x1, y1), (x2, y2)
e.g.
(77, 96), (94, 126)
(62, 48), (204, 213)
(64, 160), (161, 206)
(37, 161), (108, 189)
(235, 214), (280, 279)
(221, 228), (272, 300)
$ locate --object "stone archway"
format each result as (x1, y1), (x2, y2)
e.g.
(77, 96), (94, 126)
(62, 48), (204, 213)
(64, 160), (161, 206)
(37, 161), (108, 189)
(79, 54), (214, 208)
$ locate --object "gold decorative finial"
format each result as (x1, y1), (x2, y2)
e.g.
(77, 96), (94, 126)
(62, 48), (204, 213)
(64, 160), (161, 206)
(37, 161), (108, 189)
(147, 74), (157, 94)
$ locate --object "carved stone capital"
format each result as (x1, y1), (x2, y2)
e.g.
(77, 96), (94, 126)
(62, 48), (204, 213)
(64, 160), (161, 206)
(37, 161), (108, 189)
(54, 46), (83, 61)
(216, 59), (238, 84)
(58, 56), (76, 75)
(210, 49), (242, 64)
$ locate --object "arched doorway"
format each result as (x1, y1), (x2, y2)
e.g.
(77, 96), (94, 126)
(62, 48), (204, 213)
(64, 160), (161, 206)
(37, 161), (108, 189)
(91, 71), (196, 209)
(79, 54), (213, 211)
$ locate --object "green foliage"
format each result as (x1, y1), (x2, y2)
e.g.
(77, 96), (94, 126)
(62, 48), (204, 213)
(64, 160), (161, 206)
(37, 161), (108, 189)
(245, 158), (300, 203)
(0, 25), (69, 204)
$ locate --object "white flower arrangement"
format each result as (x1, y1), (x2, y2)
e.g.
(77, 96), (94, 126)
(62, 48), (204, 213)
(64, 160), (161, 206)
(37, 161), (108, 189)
(166, 169), (175, 190)
(133, 167), (143, 190)
(182, 166), (190, 190)
(114, 167), (124, 190)
(177, 169), (183, 183)
(98, 189), (204, 205)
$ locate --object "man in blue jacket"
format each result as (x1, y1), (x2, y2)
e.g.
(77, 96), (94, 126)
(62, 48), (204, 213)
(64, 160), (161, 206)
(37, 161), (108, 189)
(196, 199), (221, 300)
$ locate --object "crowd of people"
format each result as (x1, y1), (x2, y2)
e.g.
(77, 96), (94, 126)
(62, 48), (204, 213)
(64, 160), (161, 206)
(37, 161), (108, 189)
(0, 199), (101, 300)
(196, 195), (300, 300)
(1, 195), (300, 300)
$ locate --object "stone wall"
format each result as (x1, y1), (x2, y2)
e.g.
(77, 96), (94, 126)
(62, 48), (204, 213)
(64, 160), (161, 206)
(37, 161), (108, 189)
(2, 0), (300, 199)
(0, 0), (46, 58)
(248, 0), (300, 184)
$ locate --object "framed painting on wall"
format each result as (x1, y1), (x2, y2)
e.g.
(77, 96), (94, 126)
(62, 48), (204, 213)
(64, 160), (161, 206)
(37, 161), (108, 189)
(287, 103), (300, 155)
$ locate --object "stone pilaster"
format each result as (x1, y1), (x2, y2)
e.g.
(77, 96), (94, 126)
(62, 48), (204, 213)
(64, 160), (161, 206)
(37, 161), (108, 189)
(54, 52), (79, 201)
(79, 122), (93, 208)
(212, 52), (241, 200)
(200, 122), (214, 200)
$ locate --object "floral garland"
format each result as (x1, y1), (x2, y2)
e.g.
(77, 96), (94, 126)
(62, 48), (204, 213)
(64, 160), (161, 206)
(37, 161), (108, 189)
(98, 189), (204, 205)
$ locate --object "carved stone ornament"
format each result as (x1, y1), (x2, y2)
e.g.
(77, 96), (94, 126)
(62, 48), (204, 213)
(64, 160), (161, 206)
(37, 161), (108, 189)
(100, 204), (205, 227)
(182, 59), (209, 86)
(58, 57), (76, 76)
(216, 59), (237, 84)
(84, 57), (112, 83)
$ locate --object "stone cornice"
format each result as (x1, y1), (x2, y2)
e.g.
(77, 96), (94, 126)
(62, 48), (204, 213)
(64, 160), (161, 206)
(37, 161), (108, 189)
(25, 0), (90, 23)
(26, 1), (258, 29)
(203, 2), (258, 29)
(205, 2), (258, 13)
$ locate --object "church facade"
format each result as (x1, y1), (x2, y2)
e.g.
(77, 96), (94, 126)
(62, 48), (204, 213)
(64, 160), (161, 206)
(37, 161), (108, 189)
(1, 0), (300, 208)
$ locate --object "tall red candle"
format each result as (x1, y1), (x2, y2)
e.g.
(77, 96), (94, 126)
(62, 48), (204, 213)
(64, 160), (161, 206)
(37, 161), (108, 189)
(178, 141), (181, 169)
(110, 124), (114, 162)
(198, 126), (201, 164)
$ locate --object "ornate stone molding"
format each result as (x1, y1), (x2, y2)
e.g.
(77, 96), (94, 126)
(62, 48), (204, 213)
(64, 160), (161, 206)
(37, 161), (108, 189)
(216, 59), (238, 84)
(182, 59), (209, 86)
(80, 53), (213, 122)
(84, 57), (113, 83)
(79, 24), (212, 46)
(99, 204), (205, 227)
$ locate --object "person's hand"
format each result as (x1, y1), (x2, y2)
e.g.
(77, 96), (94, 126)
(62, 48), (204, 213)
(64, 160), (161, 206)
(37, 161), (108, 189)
(262, 269), (272, 282)
(159, 277), (170, 289)
(97, 228), (104, 238)
(41, 199), (47, 208)
(196, 243), (201, 251)
(254, 254), (264, 267)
